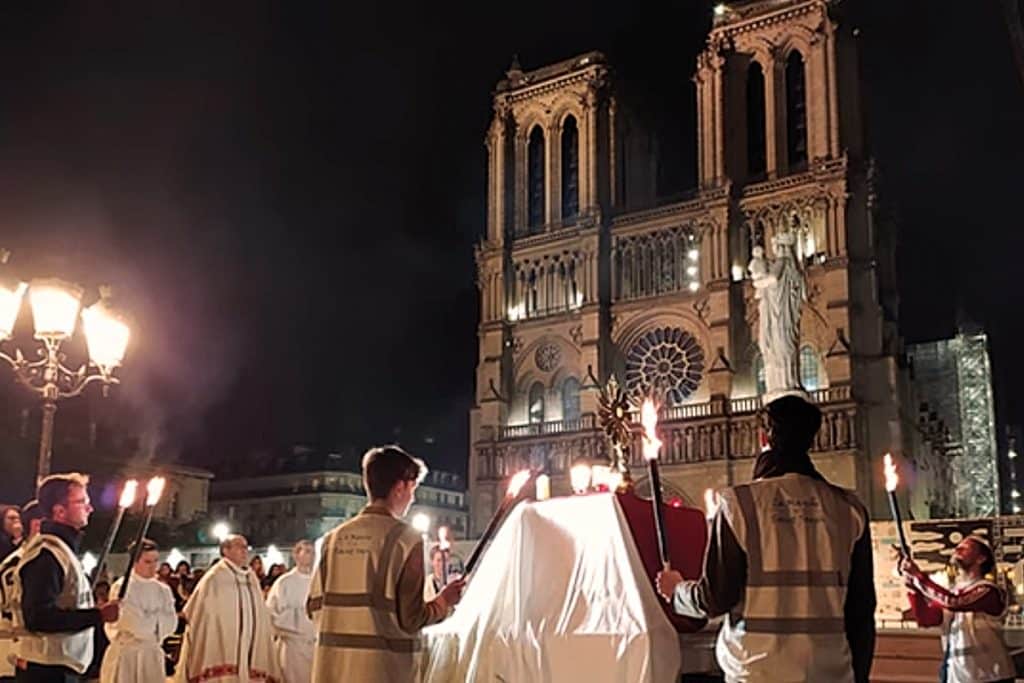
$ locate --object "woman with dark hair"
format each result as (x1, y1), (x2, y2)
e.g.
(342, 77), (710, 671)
(0, 506), (23, 561)
(902, 536), (1014, 683)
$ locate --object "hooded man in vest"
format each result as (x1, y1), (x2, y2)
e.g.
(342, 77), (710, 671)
(901, 536), (1014, 683)
(15, 473), (119, 683)
(176, 533), (282, 683)
(655, 395), (876, 683)
(307, 445), (465, 683)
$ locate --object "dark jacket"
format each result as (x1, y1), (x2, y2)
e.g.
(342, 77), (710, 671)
(0, 532), (19, 564)
(19, 520), (101, 634)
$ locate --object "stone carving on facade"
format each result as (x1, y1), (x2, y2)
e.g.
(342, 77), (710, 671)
(569, 325), (583, 347)
(692, 295), (711, 325)
(749, 232), (806, 401)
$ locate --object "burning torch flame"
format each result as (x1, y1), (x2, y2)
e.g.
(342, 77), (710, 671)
(118, 480), (139, 509)
(507, 470), (531, 498)
(438, 526), (451, 551)
(883, 453), (898, 493)
(145, 477), (166, 506)
(641, 399), (662, 462)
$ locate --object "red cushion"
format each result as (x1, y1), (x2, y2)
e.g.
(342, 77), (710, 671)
(616, 490), (708, 633)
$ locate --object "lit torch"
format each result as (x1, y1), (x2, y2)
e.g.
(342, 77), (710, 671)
(883, 454), (910, 557)
(119, 476), (165, 599)
(91, 479), (138, 589)
(641, 398), (671, 569)
(438, 526), (451, 587)
(465, 469), (533, 574)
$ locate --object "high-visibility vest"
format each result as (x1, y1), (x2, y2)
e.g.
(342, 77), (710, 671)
(942, 578), (1014, 683)
(308, 508), (424, 683)
(10, 534), (94, 673)
(715, 473), (866, 683)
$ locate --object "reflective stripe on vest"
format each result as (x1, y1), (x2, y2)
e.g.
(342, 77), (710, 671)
(730, 476), (862, 635)
(312, 510), (422, 653)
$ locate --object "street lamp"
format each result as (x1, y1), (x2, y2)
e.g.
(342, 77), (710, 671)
(0, 251), (130, 484)
(211, 522), (231, 543)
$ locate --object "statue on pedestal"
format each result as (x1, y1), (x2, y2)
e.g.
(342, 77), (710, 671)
(749, 232), (807, 402)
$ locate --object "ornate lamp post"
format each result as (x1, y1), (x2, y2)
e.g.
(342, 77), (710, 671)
(0, 251), (130, 484)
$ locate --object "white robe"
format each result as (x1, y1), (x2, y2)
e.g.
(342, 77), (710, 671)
(176, 559), (283, 683)
(100, 572), (177, 683)
(265, 568), (315, 683)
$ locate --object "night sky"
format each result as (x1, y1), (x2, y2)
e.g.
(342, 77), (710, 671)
(0, 2), (1021, 479)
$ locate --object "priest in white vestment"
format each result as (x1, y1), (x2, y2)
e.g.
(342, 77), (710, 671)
(177, 534), (283, 683)
(100, 539), (177, 682)
(266, 541), (316, 683)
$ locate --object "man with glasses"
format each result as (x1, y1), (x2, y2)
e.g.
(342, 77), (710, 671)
(13, 474), (119, 682)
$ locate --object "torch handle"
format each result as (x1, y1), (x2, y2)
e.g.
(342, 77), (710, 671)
(887, 492), (911, 557)
(118, 506), (156, 599)
(464, 499), (508, 574)
(647, 459), (671, 567)
(91, 507), (126, 590)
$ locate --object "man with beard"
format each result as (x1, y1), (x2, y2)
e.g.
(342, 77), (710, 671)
(901, 537), (1014, 683)
(655, 395), (876, 683)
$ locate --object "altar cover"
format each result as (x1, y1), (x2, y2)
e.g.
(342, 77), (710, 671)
(422, 493), (682, 682)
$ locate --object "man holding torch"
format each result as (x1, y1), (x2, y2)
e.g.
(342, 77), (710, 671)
(900, 537), (1014, 683)
(308, 445), (464, 683)
(13, 473), (119, 682)
(654, 395), (876, 682)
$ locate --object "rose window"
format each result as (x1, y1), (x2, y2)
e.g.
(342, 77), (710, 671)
(624, 327), (705, 405)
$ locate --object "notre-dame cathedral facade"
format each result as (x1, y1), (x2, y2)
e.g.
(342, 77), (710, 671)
(469, 0), (914, 533)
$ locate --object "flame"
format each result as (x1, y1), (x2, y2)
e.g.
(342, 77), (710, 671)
(641, 399), (662, 462)
(145, 476), (166, 506)
(118, 479), (139, 509)
(570, 464), (592, 494)
(883, 453), (898, 493)
(507, 470), (531, 498)
(438, 526), (451, 551)
(704, 488), (719, 519)
(535, 474), (551, 501)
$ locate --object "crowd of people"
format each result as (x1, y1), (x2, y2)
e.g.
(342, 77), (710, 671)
(0, 394), (1017, 682)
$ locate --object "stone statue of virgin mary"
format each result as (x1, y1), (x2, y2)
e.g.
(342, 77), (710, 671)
(749, 231), (806, 401)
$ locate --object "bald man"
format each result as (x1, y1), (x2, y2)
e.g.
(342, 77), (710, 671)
(176, 535), (282, 683)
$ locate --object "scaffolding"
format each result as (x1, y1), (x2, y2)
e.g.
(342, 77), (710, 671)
(908, 331), (998, 518)
(954, 332), (999, 516)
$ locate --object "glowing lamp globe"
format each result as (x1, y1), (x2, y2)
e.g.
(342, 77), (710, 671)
(211, 522), (231, 543)
(82, 287), (130, 376)
(29, 278), (83, 340)
(412, 513), (431, 534)
(0, 279), (26, 341)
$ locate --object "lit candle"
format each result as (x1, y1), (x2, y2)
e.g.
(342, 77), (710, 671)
(91, 479), (137, 589)
(465, 469), (533, 573)
(438, 526), (451, 586)
(591, 465), (611, 491)
(119, 476), (165, 598)
(641, 399), (671, 569)
(535, 474), (551, 501)
(704, 488), (719, 521)
(570, 464), (592, 494)
(883, 454), (910, 557)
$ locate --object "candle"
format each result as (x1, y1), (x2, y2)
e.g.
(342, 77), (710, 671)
(438, 526), (451, 586)
(91, 479), (137, 589)
(883, 454), (910, 557)
(119, 476), (165, 599)
(704, 488), (719, 521)
(570, 464), (592, 494)
(591, 465), (612, 491)
(465, 469), (532, 573)
(535, 474), (551, 501)
(641, 399), (671, 569)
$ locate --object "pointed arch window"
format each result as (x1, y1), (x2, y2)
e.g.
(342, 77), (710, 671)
(528, 382), (546, 424)
(746, 62), (767, 177)
(528, 126), (545, 231)
(800, 345), (821, 391)
(785, 51), (808, 170)
(561, 116), (579, 220)
(561, 377), (581, 422)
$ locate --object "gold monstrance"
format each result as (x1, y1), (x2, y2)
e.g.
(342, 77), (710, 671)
(596, 374), (634, 491)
